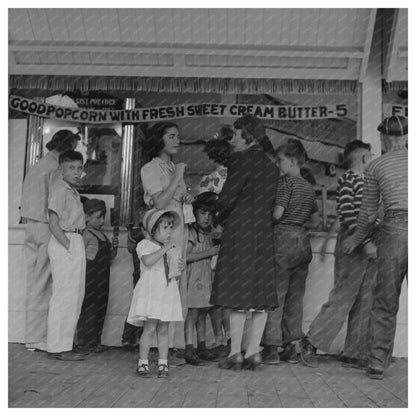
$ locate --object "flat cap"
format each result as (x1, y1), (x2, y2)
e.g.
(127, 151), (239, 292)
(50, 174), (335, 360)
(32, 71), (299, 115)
(377, 115), (408, 136)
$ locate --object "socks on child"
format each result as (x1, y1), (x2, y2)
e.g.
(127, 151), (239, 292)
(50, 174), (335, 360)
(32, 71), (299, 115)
(158, 359), (168, 366)
(138, 359), (149, 366)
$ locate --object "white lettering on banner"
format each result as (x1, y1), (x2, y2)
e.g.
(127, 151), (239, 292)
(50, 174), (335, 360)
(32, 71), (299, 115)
(9, 95), (350, 123)
(383, 104), (408, 118)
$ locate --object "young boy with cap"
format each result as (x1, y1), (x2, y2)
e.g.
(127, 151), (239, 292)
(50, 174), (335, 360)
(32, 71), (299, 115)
(47, 150), (87, 361)
(299, 141), (377, 369)
(75, 198), (119, 353)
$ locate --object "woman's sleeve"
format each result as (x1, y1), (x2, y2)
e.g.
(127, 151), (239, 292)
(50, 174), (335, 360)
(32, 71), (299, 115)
(216, 152), (249, 225)
(141, 163), (163, 205)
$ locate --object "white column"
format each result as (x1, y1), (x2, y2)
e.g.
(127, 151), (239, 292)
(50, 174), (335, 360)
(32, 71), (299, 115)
(359, 21), (383, 157)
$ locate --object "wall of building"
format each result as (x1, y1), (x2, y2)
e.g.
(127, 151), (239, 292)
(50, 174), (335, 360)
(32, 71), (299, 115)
(8, 225), (408, 356)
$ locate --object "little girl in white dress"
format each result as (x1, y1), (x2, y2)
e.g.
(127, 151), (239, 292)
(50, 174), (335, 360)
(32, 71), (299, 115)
(127, 209), (184, 378)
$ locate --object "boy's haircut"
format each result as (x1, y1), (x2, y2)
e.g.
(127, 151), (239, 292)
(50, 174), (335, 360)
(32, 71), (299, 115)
(204, 139), (233, 166)
(276, 143), (307, 166)
(83, 198), (106, 216)
(59, 150), (84, 165)
(192, 192), (218, 215)
(287, 138), (308, 161)
(150, 212), (175, 236)
(145, 121), (179, 159)
(46, 129), (79, 152)
(343, 140), (371, 167)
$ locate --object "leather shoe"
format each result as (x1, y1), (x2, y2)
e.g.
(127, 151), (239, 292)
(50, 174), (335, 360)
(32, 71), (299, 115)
(366, 367), (384, 380)
(218, 352), (243, 370)
(243, 353), (262, 370)
(48, 352), (86, 361)
(261, 345), (280, 365)
(184, 349), (204, 366)
(299, 337), (318, 367)
(280, 343), (298, 364)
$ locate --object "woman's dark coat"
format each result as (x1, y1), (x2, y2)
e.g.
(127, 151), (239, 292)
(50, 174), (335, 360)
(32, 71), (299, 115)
(210, 145), (279, 309)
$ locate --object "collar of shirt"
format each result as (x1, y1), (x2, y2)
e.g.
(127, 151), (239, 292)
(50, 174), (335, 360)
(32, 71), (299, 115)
(59, 178), (81, 198)
(154, 157), (175, 174)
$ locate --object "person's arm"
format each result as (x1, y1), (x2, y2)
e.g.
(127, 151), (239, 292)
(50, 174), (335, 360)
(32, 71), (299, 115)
(141, 241), (174, 267)
(149, 164), (187, 210)
(48, 210), (70, 250)
(273, 177), (290, 222)
(319, 218), (340, 260)
(343, 170), (380, 254)
(186, 243), (220, 263)
(304, 211), (321, 230)
(216, 152), (249, 226)
(337, 176), (357, 232)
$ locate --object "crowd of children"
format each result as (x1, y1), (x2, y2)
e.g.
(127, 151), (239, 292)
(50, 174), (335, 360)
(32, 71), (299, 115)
(28, 118), (388, 379)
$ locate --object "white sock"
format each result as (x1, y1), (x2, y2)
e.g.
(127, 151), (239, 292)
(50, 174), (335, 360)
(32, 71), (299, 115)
(138, 359), (148, 366)
(158, 359), (168, 366)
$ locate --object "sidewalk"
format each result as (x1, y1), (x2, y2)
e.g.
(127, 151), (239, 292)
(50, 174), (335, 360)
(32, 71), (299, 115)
(8, 343), (407, 408)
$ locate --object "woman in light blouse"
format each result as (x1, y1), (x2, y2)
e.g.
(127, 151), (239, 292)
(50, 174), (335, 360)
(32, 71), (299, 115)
(141, 122), (193, 341)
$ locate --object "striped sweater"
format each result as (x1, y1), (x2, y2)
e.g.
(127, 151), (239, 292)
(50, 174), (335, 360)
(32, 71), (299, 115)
(352, 149), (408, 245)
(336, 170), (364, 231)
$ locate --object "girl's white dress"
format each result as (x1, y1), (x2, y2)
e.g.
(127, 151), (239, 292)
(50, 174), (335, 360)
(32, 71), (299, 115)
(127, 239), (183, 325)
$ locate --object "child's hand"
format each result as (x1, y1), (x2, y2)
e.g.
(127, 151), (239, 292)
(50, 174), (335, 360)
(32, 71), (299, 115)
(164, 240), (176, 251)
(112, 237), (119, 248)
(177, 258), (185, 272)
(183, 193), (194, 204)
(210, 246), (220, 257)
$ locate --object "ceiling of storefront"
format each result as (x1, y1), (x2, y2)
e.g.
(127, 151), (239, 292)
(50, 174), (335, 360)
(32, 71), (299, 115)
(8, 8), (384, 81)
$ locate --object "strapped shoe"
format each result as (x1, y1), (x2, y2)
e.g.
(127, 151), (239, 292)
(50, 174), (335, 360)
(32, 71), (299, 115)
(136, 363), (152, 378)
(158, 363), (169, 378)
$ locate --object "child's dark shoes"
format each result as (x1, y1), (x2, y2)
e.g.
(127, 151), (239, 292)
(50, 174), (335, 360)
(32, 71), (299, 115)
(197, 348), (218, 361)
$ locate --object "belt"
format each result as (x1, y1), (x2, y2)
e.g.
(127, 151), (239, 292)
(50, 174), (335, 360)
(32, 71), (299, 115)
(64, 228), (83, 235)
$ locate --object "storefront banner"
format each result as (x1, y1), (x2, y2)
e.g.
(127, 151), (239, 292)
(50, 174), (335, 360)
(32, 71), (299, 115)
(383, 104), (408, 118)
(9, 95), (349, 124)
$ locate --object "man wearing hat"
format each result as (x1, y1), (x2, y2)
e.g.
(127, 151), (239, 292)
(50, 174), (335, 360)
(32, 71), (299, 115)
(342, 115), (408, 380)
(20, 129), (79, 352)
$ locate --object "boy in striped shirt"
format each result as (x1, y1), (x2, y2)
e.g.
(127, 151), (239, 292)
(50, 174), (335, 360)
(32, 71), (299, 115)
(299, 140), (377, 369)
(262, 142), (320, 365)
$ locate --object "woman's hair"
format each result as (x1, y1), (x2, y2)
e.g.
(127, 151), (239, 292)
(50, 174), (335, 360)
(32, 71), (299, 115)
(276, 142), (307, 166)
(258, 135), (275, 156)
(46, 130), (79, 152)
(204, 138), (233, 166)
(215, 125), (234, 141)
(151, 212), (175, 236)
(233, 119), (255, 145)
(145, 122), (179, 159)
